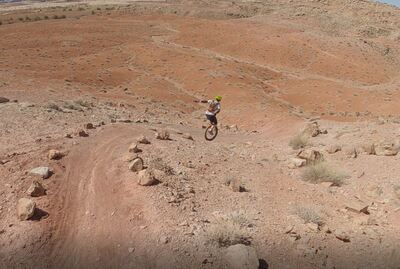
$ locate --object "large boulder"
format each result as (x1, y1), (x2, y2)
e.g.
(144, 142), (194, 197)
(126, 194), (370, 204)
(30, 167), (51, 179)
(128, 157), (144, 172)
(297, 149), (324, 165)
(138, 169), (158, 186)
(26, 181), (46, 197)
(374, 141), (399, 156)
(224, 244), (259, 269)
(17, 198), (36, 221)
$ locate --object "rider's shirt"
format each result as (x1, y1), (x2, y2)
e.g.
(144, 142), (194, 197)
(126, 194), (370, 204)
(205, 100), (221, 116)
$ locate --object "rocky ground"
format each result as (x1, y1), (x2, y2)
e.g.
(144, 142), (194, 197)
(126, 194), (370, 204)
(1, 1), (400, 269)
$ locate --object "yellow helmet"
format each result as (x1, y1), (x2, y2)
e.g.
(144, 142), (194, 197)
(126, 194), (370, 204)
(215, 95), (222, 101)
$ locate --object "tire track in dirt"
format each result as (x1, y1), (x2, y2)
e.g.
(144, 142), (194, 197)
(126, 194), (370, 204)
(48, 125), (157, 269)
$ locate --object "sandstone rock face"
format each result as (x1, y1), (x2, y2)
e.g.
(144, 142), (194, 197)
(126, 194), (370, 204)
(224, 244), (259, 269)
(17, 198), (36, 221)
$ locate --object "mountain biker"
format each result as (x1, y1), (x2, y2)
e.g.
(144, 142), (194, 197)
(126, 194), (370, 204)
(205, 95), (222, 133)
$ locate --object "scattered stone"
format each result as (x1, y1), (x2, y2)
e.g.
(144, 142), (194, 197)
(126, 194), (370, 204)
(17, 198), (36, 221)
(137, 135), (150, 144)
(48, 150), (64, 160)
(128, 157), (144, 172)
(374, 141), (399, 156)
(77, 129), (89, 137)
(289, 157), (306, 168)
(182, 133), (194, 140)
(0, 97), (10, 103)
(128, 247), (135, 253)
(138, 169), (157, 186)
(327, 145), (341, 154)
(128, 143), (142, 153)
(26, 181), (46, 197)
(297, 149), (324, 164)
(227, 178), (245, 192)
(155, 130), (170, 140)
(30, 167), (51, 179)
(345, 203), (370, 215)
(84, 123), (94, 129)
(224, 244), (259, 269)
(301, 122), (321, 137)
(334, 229), (350, 242)
(65, 133), (72, 139)
(117, 119), (132, 123)
(159, 236), (170, 244)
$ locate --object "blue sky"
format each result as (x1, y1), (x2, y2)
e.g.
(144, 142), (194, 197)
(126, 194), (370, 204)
(377, 0), (400, 6)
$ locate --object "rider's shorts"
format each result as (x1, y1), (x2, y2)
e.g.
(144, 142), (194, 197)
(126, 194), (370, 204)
(206, 114), (217, 125)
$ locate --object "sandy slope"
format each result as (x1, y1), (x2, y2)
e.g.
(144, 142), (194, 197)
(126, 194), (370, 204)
(1, 1), (400, 269)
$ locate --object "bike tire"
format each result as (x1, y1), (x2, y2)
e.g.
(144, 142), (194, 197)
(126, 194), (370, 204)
(205, 126), (218, 141)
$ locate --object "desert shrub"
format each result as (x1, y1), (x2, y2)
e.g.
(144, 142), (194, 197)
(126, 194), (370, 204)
(18, 17), (24, 21)
(78, 7), (85, 11)
(0, 21), (2, 26)
(149, 157), (174, 175)
(91, 10), (95, 15)
(97, 7), (101, 10)
(293, 206), (324, 225)
(44, 15), (49, 20)
(209, 212), (251, 247)
(68, 8), (72, 11)
(52, 15), (59, 19)
(34, 16), (41, 21)
(301, 162), (346, 186)
(289, 133), (308, 150)
(60, 15), (66, 19)
(25, 16), (31, 21)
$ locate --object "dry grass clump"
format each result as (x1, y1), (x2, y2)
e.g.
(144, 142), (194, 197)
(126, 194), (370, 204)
(293, 206), (324, 226)
(209, 212), (251, 247)
(289, 133), (308, 150)
(301, 162), (346, 186)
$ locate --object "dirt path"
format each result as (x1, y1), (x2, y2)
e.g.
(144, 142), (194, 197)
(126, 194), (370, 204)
(47, 125), (161, 268)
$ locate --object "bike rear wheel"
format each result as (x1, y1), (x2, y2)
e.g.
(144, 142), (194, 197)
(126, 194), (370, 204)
(205, 125), (218, 141)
